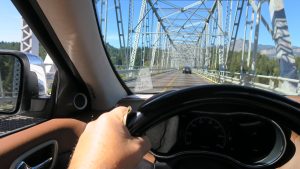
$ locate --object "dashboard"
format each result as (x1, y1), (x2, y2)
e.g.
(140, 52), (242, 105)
(147, 111), (288, 168)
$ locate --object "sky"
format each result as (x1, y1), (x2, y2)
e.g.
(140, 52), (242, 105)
(0, 0), (300, 48)
(0, 1), (22, 42)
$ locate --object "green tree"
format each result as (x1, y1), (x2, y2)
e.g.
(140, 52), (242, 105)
(0, 55), (16, 95)
(0, 41), (20, 51)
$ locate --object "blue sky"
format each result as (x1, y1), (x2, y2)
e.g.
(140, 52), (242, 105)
(257, 0), (300, 47)
(0, 1), (22, 42)
(1, 0), (299, 48)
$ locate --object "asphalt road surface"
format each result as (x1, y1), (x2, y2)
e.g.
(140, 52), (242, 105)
(126, 70), (211, 93)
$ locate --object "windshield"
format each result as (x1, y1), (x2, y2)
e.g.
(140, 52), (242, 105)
(94, 0), (300, 95)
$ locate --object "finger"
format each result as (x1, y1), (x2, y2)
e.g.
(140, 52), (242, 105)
(132, 136), (151, 155)
(111, 106), (130, 117)
(291, 131), (299, 143)
(141, 136), (151, 153)
(111, 106), (132, 123)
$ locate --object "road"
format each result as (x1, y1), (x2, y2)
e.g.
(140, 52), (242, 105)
(126, 70), (211, 93)
(0, 97), (16, 112)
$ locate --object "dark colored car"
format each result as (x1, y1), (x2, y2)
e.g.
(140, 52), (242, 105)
(182, 66), (192, 74)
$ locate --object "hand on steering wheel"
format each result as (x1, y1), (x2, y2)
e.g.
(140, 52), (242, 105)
(277, 132), (300, 169)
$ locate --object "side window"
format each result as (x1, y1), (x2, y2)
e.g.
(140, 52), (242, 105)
(0, 1), (57, 136)
(0, 2), (57, 97)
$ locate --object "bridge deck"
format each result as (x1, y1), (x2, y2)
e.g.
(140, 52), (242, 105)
(126, 70), (211, 93)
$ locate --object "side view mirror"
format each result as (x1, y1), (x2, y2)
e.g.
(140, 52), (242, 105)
(0, 50), (44, 114)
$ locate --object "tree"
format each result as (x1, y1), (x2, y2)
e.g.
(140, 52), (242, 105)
(227, 51), (280, 82)
(0, 56), (15, 95)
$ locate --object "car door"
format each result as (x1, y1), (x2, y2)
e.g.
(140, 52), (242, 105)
(0, 1), (91, 168)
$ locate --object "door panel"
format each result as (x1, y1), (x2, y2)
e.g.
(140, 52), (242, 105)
(0, 119), (86, 169)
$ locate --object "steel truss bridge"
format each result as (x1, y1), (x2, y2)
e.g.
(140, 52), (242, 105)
(20, 0), (299, 95)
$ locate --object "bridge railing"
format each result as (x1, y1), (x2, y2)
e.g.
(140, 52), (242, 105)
(117, 68), (176, 81)
(0, 92), (19, 98)
(0, 92), (18, 112)
(195, 69), (300, 95)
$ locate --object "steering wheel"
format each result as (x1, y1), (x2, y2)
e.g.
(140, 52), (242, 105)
(126, 85), (300, 169)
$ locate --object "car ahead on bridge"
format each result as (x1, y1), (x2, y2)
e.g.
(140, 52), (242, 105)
(182, 66), (192, 74)
(1, 1), (300, 169)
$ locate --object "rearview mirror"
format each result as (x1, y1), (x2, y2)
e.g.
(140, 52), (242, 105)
(0, 54), (21, 113)
(0, 51), (44, 114)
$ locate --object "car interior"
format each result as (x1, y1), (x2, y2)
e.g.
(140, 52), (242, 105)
(0, 0), (300, 169)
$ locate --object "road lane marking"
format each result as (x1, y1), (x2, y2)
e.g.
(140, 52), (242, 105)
(163, 72), (179, 91)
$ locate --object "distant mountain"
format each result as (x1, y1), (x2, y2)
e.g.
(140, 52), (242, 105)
(233, 39), (300, 57)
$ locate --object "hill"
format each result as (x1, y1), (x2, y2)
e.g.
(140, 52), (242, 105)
(233, 39), (300, 57)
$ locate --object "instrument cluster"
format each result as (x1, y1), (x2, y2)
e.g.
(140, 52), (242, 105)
(152, 112), (287, 167)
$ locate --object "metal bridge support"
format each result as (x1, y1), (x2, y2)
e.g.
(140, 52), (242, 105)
(225, 0), (245, 67)
(165, 40), (170, 69)
(160, 36), (167, 69)
(247, 7), (255, 68)
(211, 15), (218, 70)
(129, 0), (146, 70)
(0, 71), (3, 97)
(99, 0), (108, 42)
(198, 41), (203, 69)
(251, 1), (262, 76)
(150, 22), (161, 69)
(269, 0), (298, 92)
(217, 0), (224, 72)
(114, 0), (127, 66)
(127, 0), (134, 59)
(224, 0), (233, 67)
(204, 22), (210, 69)
(240, 1), (251, 82)
(12, 59), (21, 98)
(21, 19), (39, 55)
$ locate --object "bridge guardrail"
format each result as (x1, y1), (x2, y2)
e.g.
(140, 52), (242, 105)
(195, 69), (300, 95)
(0, 93), (17, 111)
(0, 92), (19, 98)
